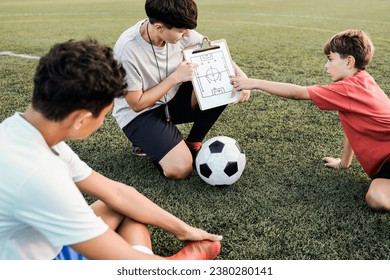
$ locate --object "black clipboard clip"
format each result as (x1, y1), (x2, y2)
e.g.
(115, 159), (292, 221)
(192, 37), (221, 54)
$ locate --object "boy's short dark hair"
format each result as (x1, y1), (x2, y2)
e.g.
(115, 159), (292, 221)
(33, 39), (127, 121)
(145, 0), (198, 29)
(324, 29), (374, 70)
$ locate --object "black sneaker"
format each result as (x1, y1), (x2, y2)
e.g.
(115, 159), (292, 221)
(131, 144), (147, 157)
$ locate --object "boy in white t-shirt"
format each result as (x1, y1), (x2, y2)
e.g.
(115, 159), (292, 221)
(0, 39), (222, 260)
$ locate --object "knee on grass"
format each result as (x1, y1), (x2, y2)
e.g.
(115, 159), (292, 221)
(163, 164), (193, 180)
(365, 189), (390, 212)
(161, 159), (193, 180)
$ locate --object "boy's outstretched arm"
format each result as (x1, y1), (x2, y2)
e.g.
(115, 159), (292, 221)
(76, 171), (223, 242)
(230, 76), (311, 100)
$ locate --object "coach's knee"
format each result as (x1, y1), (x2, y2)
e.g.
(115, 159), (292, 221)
(163, 162), (193, 180)
(161, 155), (193, 180)
(159, 145), (194, 180)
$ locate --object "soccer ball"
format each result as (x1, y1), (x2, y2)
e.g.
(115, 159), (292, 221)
(195, 136), (246, 186)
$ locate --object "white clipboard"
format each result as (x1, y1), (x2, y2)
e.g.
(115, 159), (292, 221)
(183, 37), (239, 110)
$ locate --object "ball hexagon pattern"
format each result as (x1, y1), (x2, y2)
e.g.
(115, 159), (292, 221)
(195, 136), (246, 186)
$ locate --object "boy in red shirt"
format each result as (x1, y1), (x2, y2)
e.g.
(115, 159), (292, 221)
(230, 30), (390, 212)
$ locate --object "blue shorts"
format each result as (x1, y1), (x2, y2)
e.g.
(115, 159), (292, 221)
(53, 246), (88, 260)
(53, 245), (153, 260)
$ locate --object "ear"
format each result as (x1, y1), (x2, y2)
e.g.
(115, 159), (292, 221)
(346, 55), (356, 69)
(73, 110), (93, 130)
(154, 23), (164, 32)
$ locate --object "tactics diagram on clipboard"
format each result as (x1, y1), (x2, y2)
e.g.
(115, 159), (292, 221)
(183, 38), (239, 110)
(192, 49), (232, 98)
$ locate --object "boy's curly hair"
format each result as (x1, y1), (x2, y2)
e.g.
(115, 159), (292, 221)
(33, 39), (127, 121)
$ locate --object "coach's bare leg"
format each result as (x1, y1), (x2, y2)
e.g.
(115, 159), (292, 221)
(158, 91), (199, 180)
(365, 178), (390, 211)
(159, 140), (193, 180)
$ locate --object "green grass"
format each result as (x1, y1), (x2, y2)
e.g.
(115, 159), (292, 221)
(1, 0), (390, 260)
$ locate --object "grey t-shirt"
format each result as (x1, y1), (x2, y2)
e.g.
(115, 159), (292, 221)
(113, 19), (204, 129)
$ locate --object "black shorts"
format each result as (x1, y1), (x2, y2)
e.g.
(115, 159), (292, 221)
(122, 82), (195, 163)
(372, 162), (390, 180)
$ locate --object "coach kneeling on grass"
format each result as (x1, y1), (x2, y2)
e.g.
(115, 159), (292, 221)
(0, 39), (222, 260)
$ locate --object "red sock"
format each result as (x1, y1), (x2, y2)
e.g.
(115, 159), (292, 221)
(185, 140), (202, 152)
(165, 240), (221, 260)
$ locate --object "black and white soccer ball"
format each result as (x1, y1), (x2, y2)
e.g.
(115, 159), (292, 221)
(195, 136), (246, 186)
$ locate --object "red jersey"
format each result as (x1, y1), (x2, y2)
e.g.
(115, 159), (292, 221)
(308, 71), (390, 178)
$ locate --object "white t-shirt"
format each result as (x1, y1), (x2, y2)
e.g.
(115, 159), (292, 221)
(0, 113), (108, 259)
(112, 19), (204, 129)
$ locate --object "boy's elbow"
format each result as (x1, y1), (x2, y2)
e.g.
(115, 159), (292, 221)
(129, 101), (145, 112)
(132, 105), (142, 112)
(292, 87), (310, 100)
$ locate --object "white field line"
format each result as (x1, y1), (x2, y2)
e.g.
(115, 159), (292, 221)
(0, 51), (40, 60)
(0, 12), (142, 17)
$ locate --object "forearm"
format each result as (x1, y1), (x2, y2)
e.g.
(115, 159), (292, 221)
(102, 184), (222, 243)
(251, 79), (309, 100)
(78, 172), (188, 234)
(340, 134), (354, 168)
(322, 135), (354, 170)
(127, 76), (177, 112)
(115, 186), (189, 234)
(78, 172), (195, 240)
(230, 75), (310, 100)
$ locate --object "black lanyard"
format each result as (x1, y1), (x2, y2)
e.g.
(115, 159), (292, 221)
(146, 21), (171, 122)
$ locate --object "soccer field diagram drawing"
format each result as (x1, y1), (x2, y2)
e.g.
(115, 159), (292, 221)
(190, 49), (233, 99)
(183, 39), (239, 110)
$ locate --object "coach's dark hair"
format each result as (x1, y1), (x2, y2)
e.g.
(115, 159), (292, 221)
(324, 29), (374, 70)
(145, 0), (198, 29)
(33, 39), (127, 121)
